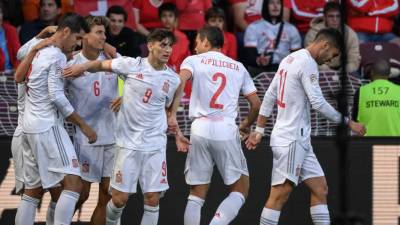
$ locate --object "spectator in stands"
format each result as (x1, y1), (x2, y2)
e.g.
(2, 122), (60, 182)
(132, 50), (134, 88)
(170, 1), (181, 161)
(176, 0), (212, 50)
(22, 0), (73, 22)
(283, 0), (327, 35)
(133, 0), (168, 36)
(0, 6), (20, 72)
(244, 0), (301, 75)
(347, 0), (400, 46)
(353, 59), (400, 136)
(159, 3), (190, 71)
(205, 7), (237, 59)
(106, 5), (146, 58)
(304, 2), (360, 73)
(1, 0), (24, 27)
(230, 0), (264, 32)
(19, 0), (61, 44)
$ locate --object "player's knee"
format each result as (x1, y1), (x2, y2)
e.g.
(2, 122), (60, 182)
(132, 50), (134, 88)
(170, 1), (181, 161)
(111, 191), (129, 208)
(63, 175), (83, 193)
(143, 192), (161, 207)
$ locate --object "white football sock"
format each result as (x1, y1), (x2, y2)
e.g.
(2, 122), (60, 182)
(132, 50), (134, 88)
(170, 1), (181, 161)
(140, 204), (159, 225)
(54, 190), (80, 225)
(106, 200), (125, 225)
(209, 192), (245, 225)
(15, 194), (40, 225)
(310, 204), (330, 225)
(184, 195), (205, 225)
(46, 201), (57, 225)
(260, 207), (280, 225)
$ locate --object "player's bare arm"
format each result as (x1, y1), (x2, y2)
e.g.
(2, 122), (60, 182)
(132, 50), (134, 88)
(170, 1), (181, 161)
(66, 112), (97, 144)
(14, 38), (55, 83)
(36, 26), (58, 39)
(239, 93), (261, 140)
(103, 43), (117, 59)
(168, 69), (192, 133)
(63, 59), (111, 77)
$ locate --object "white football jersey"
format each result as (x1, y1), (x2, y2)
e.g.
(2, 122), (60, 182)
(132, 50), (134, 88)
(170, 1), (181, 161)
(260, 49), (342, 146)
(244, 20), (301, 64)
(67, 52), (118, 146)
(13, 83), (26, 137)
(23, 46), (74, 133)
(14, 37), (38, 137)
(110, 57), (180, 151)
(181, 51), (257, 120)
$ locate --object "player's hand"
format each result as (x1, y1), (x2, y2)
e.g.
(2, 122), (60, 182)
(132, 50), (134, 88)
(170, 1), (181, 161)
(63, 64), (87, 78)
(110, 97), (122, 112)
(36, 26), (57, 39)
(175, 132), (191, 153)
(239, 119), (250, 141)
(103, 43), (117, 59)
(245, 132), (262, 150)
(80, 124), (97, 144)
(168, 115), (179, 134)
(349, 120), (366, 136)
(32, 37), (54, 52)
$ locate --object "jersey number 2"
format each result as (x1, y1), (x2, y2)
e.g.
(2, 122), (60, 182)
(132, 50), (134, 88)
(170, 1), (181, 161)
(277, 69), (287, 108)
(209, 73), (226, 109)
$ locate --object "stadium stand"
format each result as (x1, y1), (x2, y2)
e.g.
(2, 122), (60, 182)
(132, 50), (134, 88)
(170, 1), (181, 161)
(0, 71), (365, 137)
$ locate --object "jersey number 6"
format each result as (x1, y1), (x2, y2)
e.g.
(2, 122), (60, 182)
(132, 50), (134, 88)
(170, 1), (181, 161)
(210, 73), (226, 109)
(93, 81), (100, 96)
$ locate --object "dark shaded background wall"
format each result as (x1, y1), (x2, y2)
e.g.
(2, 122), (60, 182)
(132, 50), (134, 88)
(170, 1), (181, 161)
(0, 137), (399, 225)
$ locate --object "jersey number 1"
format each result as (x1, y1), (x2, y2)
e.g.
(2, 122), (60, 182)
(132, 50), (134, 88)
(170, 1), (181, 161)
(277, 69), (287, 108)
(210, 73), (226, 109)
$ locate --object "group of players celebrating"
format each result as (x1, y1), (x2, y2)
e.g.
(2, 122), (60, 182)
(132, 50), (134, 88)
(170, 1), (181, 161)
(11, 13), (366, 225)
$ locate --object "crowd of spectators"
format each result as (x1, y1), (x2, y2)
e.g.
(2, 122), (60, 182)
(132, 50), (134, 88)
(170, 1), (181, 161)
(2, 0), (400, 79)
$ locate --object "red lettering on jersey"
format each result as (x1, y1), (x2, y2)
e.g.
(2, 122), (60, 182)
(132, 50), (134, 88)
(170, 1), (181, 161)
(277, 69), (287, 108)
(210, 73), (227, 109)
(136, 73), (143, 80)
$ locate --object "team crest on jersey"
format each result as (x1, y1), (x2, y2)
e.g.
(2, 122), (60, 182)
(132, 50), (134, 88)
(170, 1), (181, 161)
(135, 73), (144, 80)
(162, 80), (170, 93)
(115, 171), (123, 183)
(72, 158), (79, 168)
(82, 161), (90, 173)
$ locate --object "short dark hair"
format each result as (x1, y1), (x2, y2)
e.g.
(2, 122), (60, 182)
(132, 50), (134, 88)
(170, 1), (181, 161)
(314, 28), (343, 50)
(372, 59), (390, 77)
(57, 13), (90, 33)
(323, 2), (341, 15)
(198, 26), (224, 48)
(205, 7), (226, 21)
(147, 28), (177, 45)
(40, 0), (61, 8)
(106, 5), (128, 21)
(158, 3), (178, 18)
(84, 15), (109, 30)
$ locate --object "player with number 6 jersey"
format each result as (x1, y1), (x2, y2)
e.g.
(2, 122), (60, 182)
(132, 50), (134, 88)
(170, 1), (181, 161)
(63, 28), (190, 225)
(169, 26), (261, 225)
(246, 28), (366, 225)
